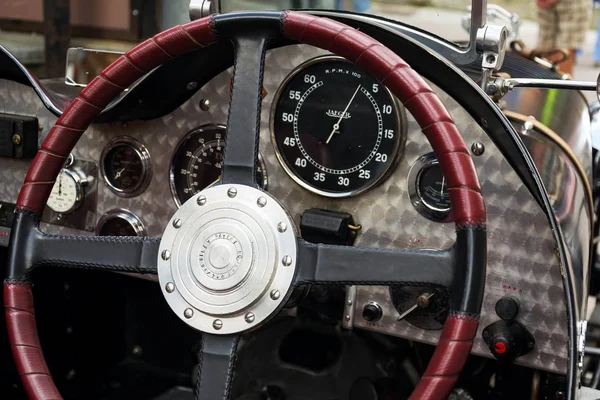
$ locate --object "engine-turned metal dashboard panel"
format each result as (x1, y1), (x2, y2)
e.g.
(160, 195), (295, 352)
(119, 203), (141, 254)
(0, 44), (566, 373)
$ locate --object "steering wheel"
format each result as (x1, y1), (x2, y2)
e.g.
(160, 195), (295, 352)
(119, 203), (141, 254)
(4, 11), (486, 400)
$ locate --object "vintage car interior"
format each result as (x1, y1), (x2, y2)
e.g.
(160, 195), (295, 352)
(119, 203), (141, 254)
(2, 0), (600, 399)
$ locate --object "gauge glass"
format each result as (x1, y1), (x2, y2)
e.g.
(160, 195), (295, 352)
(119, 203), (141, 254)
(96, 209), (146, 236)
(417, 164), (451, 212)
(170, 125), (268, 207)
(271, 56), (405, 197)
(101, 137), (151, 197)
(408, 153), (452, 222)
(47, 169), (81, 214)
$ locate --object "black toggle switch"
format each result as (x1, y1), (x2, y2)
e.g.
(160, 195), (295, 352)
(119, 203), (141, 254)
(362, 302), (383, 322)
(300, 208), (359, 246)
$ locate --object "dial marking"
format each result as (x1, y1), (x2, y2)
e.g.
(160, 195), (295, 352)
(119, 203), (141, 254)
(325, 84), (361, 144)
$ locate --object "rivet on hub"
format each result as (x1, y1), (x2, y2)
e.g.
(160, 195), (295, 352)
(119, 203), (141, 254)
(257, 197), (267, 207)
(270, 289), (280, 300)
(277, 222), (287, 233)
(213, 319), (223, 330)
(197, 195), (207, 206)
(227, 187), (237, 198)
(165, 282), (175, 293)
(245, 312), (255, 323)
(282, 255), (292, 267)
(161, 250), (171, 260)
(184, 308), (194, 319)
(173, 218), (182, 228)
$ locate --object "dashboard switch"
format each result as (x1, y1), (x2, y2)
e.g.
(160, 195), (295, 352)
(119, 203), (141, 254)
(495, 296), (520, 321)
(362, 302), (383, 322)
(482, 320), (535, 362)
(300, 208), (358, 246)
(0, 113), (38, 159)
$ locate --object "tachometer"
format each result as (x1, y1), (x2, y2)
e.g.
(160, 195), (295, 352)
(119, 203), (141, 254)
(271, 56), (405, 197)
(170, 125), (268, 207)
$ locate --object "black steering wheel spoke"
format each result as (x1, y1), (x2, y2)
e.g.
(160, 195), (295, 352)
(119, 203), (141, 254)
(294, 238), (454, 287)
(6, 212), (158, 278)
(220, 35), (269, 186)
(196, 333), (241, 400)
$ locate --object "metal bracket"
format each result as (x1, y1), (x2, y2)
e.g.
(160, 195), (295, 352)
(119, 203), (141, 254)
(462, 4), (521, 40)
(189, 0), (221, 19)
(477, 23), (508, 91)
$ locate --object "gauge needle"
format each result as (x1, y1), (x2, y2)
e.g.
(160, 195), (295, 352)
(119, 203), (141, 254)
(397, 292), (435, 321)
(114, 168), (125, 180)
(440, 176), (445, 196)
(207, 175), (222, 189)
(58, 174), (63, 196)
(325, 84), (361, 144)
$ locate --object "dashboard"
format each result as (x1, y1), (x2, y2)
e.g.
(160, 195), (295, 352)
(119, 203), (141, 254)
(0, 44), (567, 374)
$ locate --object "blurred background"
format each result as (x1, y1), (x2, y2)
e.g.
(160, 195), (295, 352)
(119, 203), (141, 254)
(0, 0), (598, 101)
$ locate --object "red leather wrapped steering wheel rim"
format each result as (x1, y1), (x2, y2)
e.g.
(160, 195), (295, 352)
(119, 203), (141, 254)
(4, 11), (486, 400)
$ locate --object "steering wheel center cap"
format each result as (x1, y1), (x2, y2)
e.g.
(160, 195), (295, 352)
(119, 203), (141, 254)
(207, 240), (235, 270)
(158, 184), (298, 335)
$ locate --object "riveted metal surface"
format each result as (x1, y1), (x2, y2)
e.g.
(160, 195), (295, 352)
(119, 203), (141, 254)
(0, 44), (566, 372)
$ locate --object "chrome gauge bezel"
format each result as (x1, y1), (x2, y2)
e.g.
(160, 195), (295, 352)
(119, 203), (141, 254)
(408, 152), (452, 222)
(95, 208), (147, 236)
(169, 124), (269, 208)
(100, 136), (152, 198)
(269, 55), (406, 198)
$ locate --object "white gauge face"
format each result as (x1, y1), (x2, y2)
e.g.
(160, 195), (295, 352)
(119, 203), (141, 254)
(47, 170), (81, 214)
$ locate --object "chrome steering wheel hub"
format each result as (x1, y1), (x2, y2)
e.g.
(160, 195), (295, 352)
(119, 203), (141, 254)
(158, 184), (298, 334)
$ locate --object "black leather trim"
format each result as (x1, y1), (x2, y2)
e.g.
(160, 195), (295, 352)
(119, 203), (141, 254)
(452, 226), (487, 314)
(220, 35), (269, 186)
(294, 238), (454, 287)
(212, 12), (284, 37)
(196, 334), (240, 400)
(7, 211), (158, 280)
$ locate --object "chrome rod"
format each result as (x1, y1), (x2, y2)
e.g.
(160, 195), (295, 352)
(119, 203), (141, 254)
(505, 78), (597, 92)
(585, 346), (600, 356)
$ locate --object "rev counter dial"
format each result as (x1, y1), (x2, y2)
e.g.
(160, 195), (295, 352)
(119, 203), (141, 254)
(271, 56), (406, 197)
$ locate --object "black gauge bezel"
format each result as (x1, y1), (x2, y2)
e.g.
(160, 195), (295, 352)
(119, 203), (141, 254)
(100, 136), (152, 198)
(270, 55), (406, 198)
(95, 208), (147, 236)
(408, 152), (452, 222)
(169, 124), (269, 207)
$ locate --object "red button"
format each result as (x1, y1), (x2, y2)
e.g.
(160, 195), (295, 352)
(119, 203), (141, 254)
(494, 341), (507, 354)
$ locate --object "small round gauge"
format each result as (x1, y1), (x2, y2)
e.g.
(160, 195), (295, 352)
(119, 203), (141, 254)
(271, 56), (406, 197)
(170, 125), (268, 207)
(47, 169), (83, 214)
(101, 137), (151, 197)
(408, 153), (452, 222)
(389, 285), (451, 330)
(96, 209), (146, 236)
